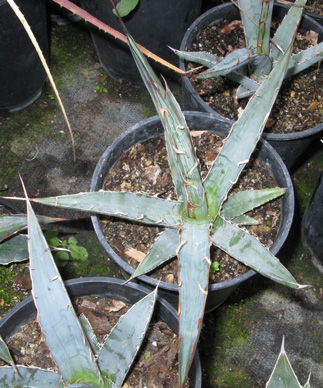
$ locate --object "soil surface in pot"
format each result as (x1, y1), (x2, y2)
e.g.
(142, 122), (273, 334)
(0, 296), (190, 387)
(101, 131), (281, 284)
(185, 15), (323, 134)
(294, 0), (323, 15)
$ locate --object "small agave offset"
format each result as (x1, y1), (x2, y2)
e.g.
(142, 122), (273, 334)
(19, 18), (308, 388)
(175, 0), (323, 99)
(0, 185), (158, 387)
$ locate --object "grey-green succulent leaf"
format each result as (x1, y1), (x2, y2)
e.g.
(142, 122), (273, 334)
(25, 190), (103, 385)
(230, 214), (260, 226)
(256, 0), (274, 55)
(0, 337), (14, 367)
(249, 54), (272, 78)
(171, 48), (222, 68)
(79, 314), (101, 357)
(0, 336), (18, 376)
(238, 0), (262, 49)
(128, 33), (208, 220)
(131, 228), (178, 279)
(286, 42), (323, 78)
(32, 192), (182, 227)
(235, 76), (265, 99)
(220, 188), (286, 221)
(98, 287), (158, 388)
(265, 337), (310, 388)
(204, 45), (292, 218)
(0, 234), (29, 264)
(211, 216), (305, 289)
(178, 218), (211, 387)
(0, 365), (64, 387)
(271, 0), (307, 62)
(0, 214), (63, 242)
(196, 48), (258, 79)
(174, 48), (262, 94)
(66, 383), (102, 387)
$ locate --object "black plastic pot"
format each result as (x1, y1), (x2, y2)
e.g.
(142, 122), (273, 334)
(0, 277), (202, 387)
(79, 0), (202, 87)
(0, 0), (48, 112)
(302, 170), (323, 270)
(179, 3), (323, 170)
(91, 111), (295, 312)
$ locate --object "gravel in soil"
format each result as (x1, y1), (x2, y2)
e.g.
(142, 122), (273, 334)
(0, 296), (191, 388)
(101, 131), (281, 285)
(186, 16), (323, 134)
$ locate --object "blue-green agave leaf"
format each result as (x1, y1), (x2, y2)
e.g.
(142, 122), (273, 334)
(25, 190), (103, 385)
(265, 337), (308, 388)
(271, 0), (307, 62)
(221, 188), (285, 220)
(235, 77), (264, 99)
(0, 365), (64, 387)
(0, 214), (63, 242)
(204, 45), (293, 218)
(197, 48), (257, 79)
(173, 49), (262, 96)
(66, 383), (101, 387)
(32, 192), (182, 227)
(286, 42), (323, 78)
(98, 287), (157, 388)
(230, 215), (260, 226)
(256, 0), (274, 55)
(0, 234), (28, 264)
(0, 336), (19, 376)
(127, 33), (208, 220)
(79, 314), (101, 357)
(131, 228), (178, 279)
(238, 0), (262, 49)
(304, 376), (311, 388)
(173, 48), (222, 68)
(178, 219), (211, 387)
(0, 336), (14, 366)
(211, 217), (306, 289)
(249, 53), (272, 78)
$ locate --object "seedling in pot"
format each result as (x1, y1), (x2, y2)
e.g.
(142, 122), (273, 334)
(175, 0), (323, 99)
(0, 185), (158, 387)
(44, 229), (89, 267)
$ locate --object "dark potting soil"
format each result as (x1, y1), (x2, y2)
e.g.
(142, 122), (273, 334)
(0, 296), (190, 388)
(296, 0), (323, 15)
(186, 16), (323, 134)
(101, 131), (281, 285)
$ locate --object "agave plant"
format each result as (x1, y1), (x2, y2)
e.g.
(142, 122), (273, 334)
(175, 0), (323, 99)
(266, 337), (311, 388)
(12, 19), (308, 386)
(0, 188), (158, 387)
